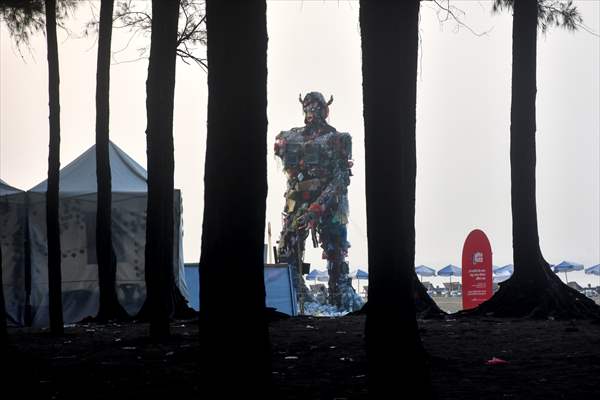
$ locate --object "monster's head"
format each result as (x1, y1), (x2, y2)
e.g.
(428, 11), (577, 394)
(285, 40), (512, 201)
(299, 92), (333, 126)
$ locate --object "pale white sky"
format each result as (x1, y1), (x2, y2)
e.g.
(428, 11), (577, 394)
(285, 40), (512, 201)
(1, 1), (599, 287)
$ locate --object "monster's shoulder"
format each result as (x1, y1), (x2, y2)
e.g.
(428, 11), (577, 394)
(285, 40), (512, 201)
(276, 127), (304, 140)
(331, 131), (352, 157)
(336, 131), (351, 141)
(329, 130), (351, 146)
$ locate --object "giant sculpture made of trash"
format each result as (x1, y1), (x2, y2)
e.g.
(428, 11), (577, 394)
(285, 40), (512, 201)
(274, 92), (362, 312)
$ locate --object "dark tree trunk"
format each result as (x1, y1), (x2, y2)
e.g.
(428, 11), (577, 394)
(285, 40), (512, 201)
(94, 0), (128, 323)
(412, 272), (445, 317)
(199, 0), (271, 395)
(0, 244), (6, 342)
(462, 0), (599, 319)
(143, 0), (180, 339)
(511, 0), (544, 282)
(360, 1), (432, 398)
(45, 0), (63, 335)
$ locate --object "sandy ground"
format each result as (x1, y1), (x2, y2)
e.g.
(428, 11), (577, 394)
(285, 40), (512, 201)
(431, 296), (600, 314)
(269, 315), (600, 399)
(432, 297), (465, 313)
(3, 312), (600, 400)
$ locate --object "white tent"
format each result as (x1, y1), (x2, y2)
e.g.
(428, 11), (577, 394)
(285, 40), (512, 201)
(26, 141), (188, 327)
(0, 179), (27, 326)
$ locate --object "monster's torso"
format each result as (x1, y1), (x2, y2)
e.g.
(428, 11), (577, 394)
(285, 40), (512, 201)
(276, 127), (350, 169)
(275, 126), (351, 215)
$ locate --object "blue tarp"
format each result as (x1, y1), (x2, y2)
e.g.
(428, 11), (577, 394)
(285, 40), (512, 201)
(184, 264), (200, 310)
(184, 263), (297, 315)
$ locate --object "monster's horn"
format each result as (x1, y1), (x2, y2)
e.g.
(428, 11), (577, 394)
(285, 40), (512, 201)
(327, 95), (334, 106)
(299, 93), (303, 103)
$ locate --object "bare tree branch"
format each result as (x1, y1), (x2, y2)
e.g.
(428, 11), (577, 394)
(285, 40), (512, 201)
(430, 0), (492, 37)
(105, 0), (206, 67)
(111, 55), (148, 65)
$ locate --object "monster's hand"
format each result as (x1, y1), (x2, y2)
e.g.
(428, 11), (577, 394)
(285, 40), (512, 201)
(295, 213), (312, 231)
(296, 203), (323, 231)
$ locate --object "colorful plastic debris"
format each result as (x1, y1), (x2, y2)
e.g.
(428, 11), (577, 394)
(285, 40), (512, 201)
(485, 357), (510, 365)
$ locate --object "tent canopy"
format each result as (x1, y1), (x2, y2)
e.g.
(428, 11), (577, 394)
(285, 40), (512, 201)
(0, 178), (23, 196)
(29, 141), (147, 196)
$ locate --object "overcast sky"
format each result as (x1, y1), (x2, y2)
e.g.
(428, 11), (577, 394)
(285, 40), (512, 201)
(1, 1), (598, 286)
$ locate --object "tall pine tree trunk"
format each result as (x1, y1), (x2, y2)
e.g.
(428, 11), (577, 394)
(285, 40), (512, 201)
(199, 0), (271, 395)
(144, 0), (180, 339)
(360, 1), (432, 397)
(95, 0), (127, 322)
(511, 0), (544, 280)
(0, 244), (6, 342)
(463, 0), (598, 319)
(45, 0), (63, 335)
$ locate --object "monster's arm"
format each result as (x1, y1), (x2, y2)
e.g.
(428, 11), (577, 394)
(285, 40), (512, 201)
(274, 130), (288, 160)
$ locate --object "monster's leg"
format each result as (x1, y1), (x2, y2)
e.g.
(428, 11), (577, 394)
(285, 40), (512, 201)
(320, 223), (353, 309)
(278, 216), (310, 306)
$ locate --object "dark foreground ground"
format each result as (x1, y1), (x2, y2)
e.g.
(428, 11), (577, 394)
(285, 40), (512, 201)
(3, 315), (600, 399)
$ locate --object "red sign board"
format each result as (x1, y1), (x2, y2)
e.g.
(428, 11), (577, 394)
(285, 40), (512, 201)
(462, 229), (493, 310)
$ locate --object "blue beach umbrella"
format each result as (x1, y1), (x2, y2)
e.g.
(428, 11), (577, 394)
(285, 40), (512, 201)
(306, 269), (329, 282)
(493, 274), (511, 284)
(350, 269), (369, 280)
(585, 264), (600, 275)
(315, 270), (329, 282)
(553, 261), (584, 283)
(493, 264), (514, 284)
(585, 264), (600, 287)
(438, 264), (462, 277)
(437, 264), (462, 291)
(493, 264), (514, 276)
(350, 269), (369, 294)
(305, 269), (319, 280)
(415, 265), (436, 281)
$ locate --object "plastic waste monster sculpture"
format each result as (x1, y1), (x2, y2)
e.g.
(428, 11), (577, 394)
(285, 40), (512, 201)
(274, 92), (363, 312)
